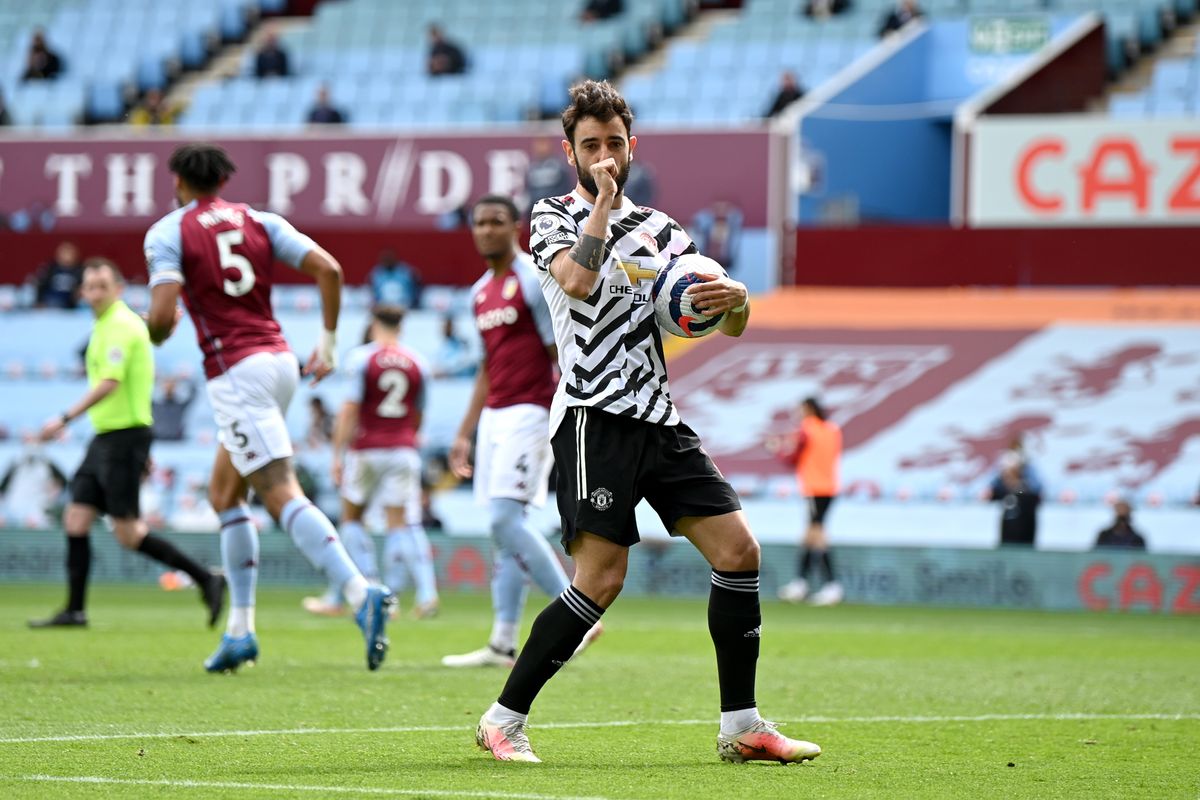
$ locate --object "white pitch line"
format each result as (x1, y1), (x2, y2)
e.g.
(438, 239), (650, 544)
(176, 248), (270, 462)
(0, 713), (1196, 745)
(9, 775), (617, 800)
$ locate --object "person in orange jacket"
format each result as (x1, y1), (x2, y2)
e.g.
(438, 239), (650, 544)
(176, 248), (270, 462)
(774, 397), (843, 605)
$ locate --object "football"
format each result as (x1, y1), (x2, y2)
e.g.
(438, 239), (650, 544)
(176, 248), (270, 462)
(651, 254), (727, 339)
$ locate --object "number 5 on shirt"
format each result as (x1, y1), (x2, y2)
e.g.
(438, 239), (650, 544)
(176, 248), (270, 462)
(217, 230), (256, 297)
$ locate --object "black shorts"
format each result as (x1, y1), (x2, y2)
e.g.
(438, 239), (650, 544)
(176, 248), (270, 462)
(552, 407), (741, 550)
(807, 495), (835, 525)
(70, 426), (152, 519)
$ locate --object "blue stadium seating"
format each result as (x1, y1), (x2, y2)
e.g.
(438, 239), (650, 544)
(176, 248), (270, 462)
(179, 0), (682, 129)
(1, 0), (1196, 128)
(0, 0), (282, 128)
(1109, 57), (1199, 116)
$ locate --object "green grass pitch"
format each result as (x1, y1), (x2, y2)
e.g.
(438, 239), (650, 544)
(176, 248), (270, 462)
(0, 584), (1197, 799)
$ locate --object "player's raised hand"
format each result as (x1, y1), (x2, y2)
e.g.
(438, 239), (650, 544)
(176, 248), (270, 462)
(686, 273), (748, 316)
(449, 434), (474, 479)
(590, 158), (619, 199)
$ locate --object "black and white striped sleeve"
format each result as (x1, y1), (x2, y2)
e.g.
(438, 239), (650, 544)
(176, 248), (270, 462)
(662, 217), (699, 259)
(529, 199), (579, 273)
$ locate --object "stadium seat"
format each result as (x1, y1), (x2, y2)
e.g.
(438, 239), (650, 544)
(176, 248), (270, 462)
(86, 81), (125, 122)
(1108, 93), (1149, 116)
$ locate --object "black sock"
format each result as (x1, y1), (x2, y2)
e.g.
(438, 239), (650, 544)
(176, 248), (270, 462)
(819, 550), (835, 583)
(798, 549), (812, 581)
(810, 549), (829, 583)
(137, 534), (211, 585)
(66, 536), (91, 613)
(497, 586), (604, 715)
(709, 570), (760, 712)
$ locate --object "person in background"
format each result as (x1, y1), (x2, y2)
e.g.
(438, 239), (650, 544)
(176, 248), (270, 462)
(525, 138), (575, 208)
(988, 449), (1041, 546)
(306, 85), (346, 125)
(581, 0), (624, 22)
(0, 436), (67, 528)
(691, 201), (743, 274)
(1094, 499), (1147, 550)
(28, 259), (225, 629)
(29, 242), (83, 309)
(0, 87), (11, 126)
(368, 249), (422, 308)
(879, 0), (924, 37)
(254, 30), (290, 78)
(308, 304), (439, 619)
(773, 397), (843, 606)
(623, 158), (657, 206)
(433, 315), (478, 378)
(151, 377), (196, 442)
(765, 71), (805, 118)
(22, 29), (62, 81)
(129, 89), (177, 126)
(804, 0), (851, 19)
(428, 24), (467, 76)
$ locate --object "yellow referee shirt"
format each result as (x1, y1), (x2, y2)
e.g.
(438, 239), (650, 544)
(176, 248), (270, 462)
(85, 300), (154, 433)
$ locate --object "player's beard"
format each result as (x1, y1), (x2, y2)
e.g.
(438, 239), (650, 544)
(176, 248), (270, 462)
(577, 156), (630, 198)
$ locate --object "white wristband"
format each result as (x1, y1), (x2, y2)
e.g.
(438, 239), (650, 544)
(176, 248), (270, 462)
(318, 329), (337, 370)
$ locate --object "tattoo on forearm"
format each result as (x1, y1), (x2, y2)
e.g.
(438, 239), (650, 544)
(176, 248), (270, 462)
(569, 234), (607, 272)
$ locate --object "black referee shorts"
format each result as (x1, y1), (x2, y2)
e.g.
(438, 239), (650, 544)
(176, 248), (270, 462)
(70, 426), (153, 519)
(807, 495), (835, 525)
(552, 407), (741, 550)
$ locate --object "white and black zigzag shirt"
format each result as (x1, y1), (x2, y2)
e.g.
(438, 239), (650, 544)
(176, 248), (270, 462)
(529, 190), (698, 436)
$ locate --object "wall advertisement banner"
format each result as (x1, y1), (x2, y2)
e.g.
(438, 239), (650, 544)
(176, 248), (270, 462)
(968, 116), (1200, 226)
(2, 529), (1195, 613)
(0, 130), (771, 231)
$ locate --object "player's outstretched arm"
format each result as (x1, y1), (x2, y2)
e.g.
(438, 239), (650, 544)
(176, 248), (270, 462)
(297, 245), (343, 382)
(146, 283), (184, 345)
(39, 379), (120, 441)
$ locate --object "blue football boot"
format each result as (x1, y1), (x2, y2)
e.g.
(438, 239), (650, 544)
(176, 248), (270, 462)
(204, 633), (259, 673)
(355, 586), (395, 671)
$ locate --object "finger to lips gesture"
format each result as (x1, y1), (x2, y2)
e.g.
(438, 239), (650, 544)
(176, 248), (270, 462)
(590, 158), (619, 197)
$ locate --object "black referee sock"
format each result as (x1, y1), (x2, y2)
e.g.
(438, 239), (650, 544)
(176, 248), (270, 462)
(709, 570), (760, 712)
(137, 534), (211, 585)
(798, 549), (813, 581)
(497, 586), (604, 715)
(66, 535), (91, 613)
(819, 550), (836, 583)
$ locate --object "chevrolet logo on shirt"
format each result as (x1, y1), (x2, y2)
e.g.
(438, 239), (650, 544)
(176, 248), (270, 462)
(618, 260), (656, 283)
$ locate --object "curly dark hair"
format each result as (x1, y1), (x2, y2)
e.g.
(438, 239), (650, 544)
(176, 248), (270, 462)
(168, 143), (237, 194)
(561, 79), (633, 147)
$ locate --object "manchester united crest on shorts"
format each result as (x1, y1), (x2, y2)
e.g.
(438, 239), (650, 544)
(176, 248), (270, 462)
(589, 487), (613, 511)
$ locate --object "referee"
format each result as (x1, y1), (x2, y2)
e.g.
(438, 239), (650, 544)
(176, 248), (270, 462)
(28, 259), (226, 629)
